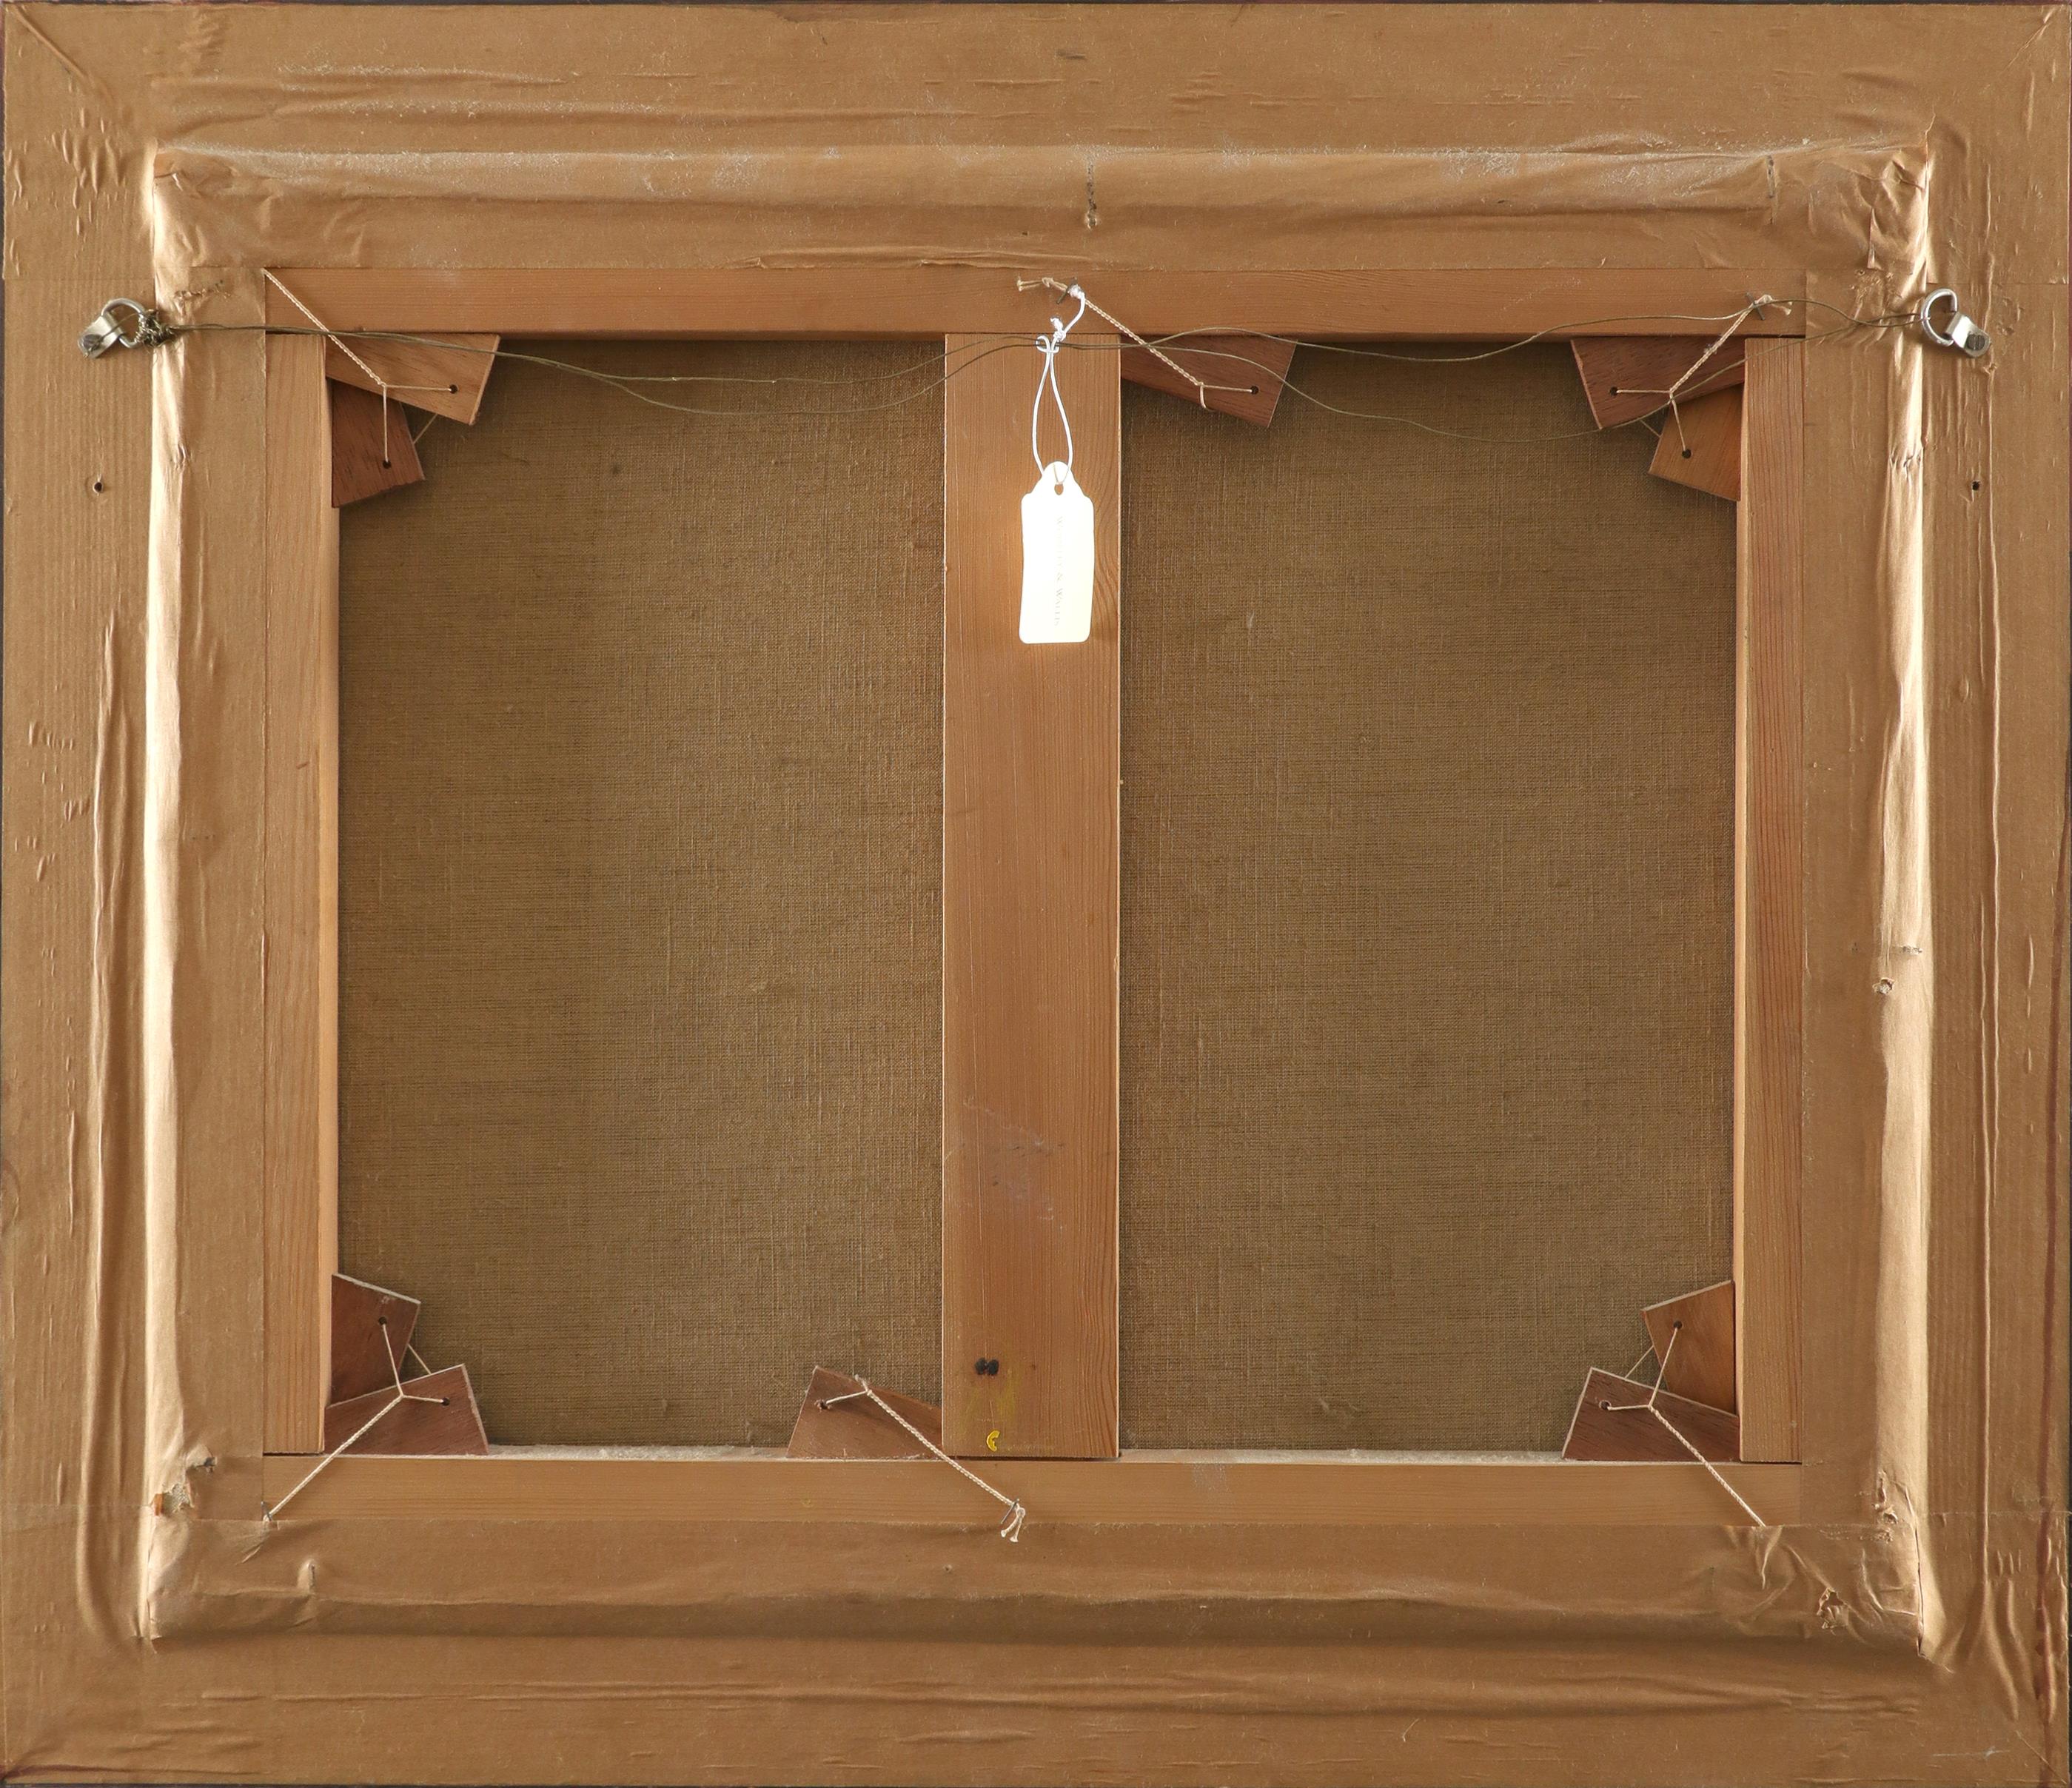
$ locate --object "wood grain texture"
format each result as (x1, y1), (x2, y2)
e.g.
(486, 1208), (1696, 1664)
(228, 1452), (1803, 1528)
(1121, 335), (1295, 426)
(1572, 335), (1746, 429)
(1649, 386), (1743, 500)
(785, 1367), (942, 1461)
(1560, 1369), (1740, 1464)
(1641, 1281), (1737, 1415)
(1733, 341), (1805, 1461)
(328, 379), (425, 506)
(323, 1365), (490, 1456)
(325, 331), (499, 423)
(329, 1273), (422, 1404)
(942, 332), (1119, 1460)
(266, 267), (1808, 341)
(263, 334), (341, 1454)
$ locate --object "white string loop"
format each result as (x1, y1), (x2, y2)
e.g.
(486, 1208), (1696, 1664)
(1030, 286), (1088, 479)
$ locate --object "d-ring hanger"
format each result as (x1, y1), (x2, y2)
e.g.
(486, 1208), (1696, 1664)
(78, 298), (172, 358)
(1030, 285), (1090, 481)
(1919, 287), (1991, 359)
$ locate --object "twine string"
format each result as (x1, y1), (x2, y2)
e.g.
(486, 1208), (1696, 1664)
(259, 1318), (450, 1526)
(1020, 275), (1253, 406)
(263, 271), (452, 472)
(820, 1379), (1027, 1541)
(1643, 1396), (1766, 1527)
(1601, 1323), (1766, 1527)
(1609, 293), (1776, 460)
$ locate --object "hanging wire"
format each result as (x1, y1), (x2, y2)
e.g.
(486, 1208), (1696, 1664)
(138, 292), (1911, 448)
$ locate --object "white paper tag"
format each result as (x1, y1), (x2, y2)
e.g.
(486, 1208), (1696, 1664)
(1019, 461), (1096, 644)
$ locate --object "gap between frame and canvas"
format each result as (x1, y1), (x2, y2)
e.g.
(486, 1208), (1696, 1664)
(255, 267), (1806, 1527)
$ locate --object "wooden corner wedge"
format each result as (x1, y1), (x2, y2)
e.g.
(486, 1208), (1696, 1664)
(1640, 1281), (1737, 1413)
(786, 1367), (943, 1461)
(322, 1363), (489, 1456)
(325, 332), (500, 424)
(1560, 1368), (1739, 1464)
(1571, 335), (1747, 430)
(329, 1273), (423, 1403)
(329, 379), (425, 506)
(1121, 335), (1294, 426)
(1648, 386), (1743, 500)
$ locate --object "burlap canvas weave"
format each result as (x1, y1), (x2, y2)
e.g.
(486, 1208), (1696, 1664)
(338, 342), (945, 1445)
(1117, 344), (1736, 1449)
(340, 339), (1734, 1450)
